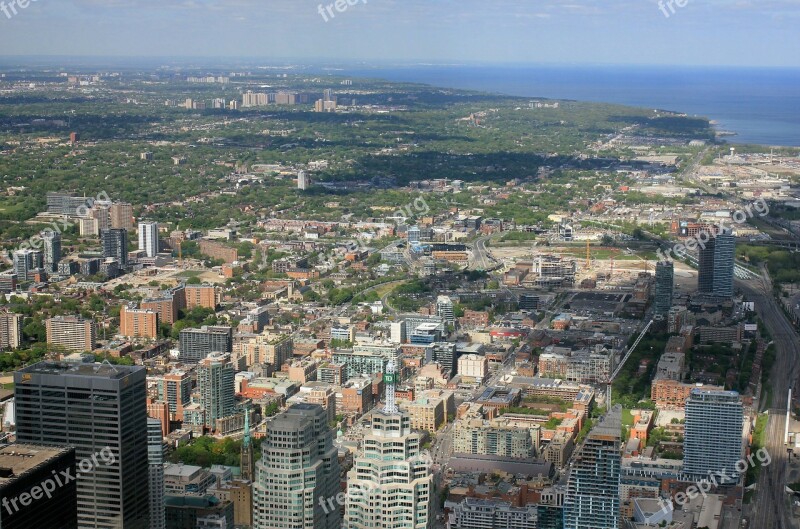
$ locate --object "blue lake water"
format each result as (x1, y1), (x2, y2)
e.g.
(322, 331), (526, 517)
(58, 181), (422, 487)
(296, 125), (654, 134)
(333, 64), (800, 147)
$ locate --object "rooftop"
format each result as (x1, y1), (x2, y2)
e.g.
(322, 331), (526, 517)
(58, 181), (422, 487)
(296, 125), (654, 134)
(0, 445), (73, 486)
(18, 361), (144, 379)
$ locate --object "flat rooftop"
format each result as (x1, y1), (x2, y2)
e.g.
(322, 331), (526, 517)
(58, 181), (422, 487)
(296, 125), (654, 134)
(0, 445), (72, 486)
(18, 361), (144, 379)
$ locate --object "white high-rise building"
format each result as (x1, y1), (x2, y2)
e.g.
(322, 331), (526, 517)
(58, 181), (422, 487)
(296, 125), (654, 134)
(253, 404), (341, 529)
(147, 417), (166, 529)
(298, 171), (310, 190)
(197, 352), (236, 430)
(684, 389), (744, 484)
(344, 362), (433, 529)
(138, 221), (159, 257)
(436, 296), (455, 325)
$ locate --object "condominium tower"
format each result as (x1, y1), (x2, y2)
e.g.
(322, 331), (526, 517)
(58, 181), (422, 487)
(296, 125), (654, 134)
(101, 228), (129, 267)
(197, 352), (236, 429)
(564, 407), (621, 529)
(138, 221), (159, 258)
(698, 227), (735, 298)
(147, 417), (166, 529)
(654, 261), (674, 317)
(684, 389), (744, 484)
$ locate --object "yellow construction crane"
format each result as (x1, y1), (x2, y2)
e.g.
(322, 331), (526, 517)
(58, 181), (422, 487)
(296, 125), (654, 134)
(585, 239), (592, 269)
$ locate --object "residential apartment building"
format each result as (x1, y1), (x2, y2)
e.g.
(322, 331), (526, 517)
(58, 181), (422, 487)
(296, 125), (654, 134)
(564, 408), (621, 529)
(453, 417), (534, 458)
(198, 240), (238, 264)
(197, 353), (236, 430)
(139, 221), (159, 257)
(154, 370), (193, 421)
(684, 389), (744, 484)
(110, 202), (134, 230)
(185, 284), (222, 310)
(120, 304), (160, 339)
(101, 228), (129, 267)
(0, 310), (24, 349)
(651, 379), (724, 410)
(697, 228), (735, 298)
(235, 333), (293, 371)
(45, 315), (97, 352)
(179, 326), (233, 364)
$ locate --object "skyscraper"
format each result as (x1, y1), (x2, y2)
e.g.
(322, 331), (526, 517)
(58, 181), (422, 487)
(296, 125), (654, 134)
(654, 261), (674, 317)
(138, 221), (159, 258)
(147, 417), (166, 529)
(178, 325), (233, 364)
(101, 228), (129, 267)
(12, 249), (42, 282)
(684, 389), (744, 484)
(14, 361), (150, 529)
(564, 407), (621, 529)
(253, 403), (341, 529)
(698, 227), (735, 298)
(0, 310), (23, 349)
(42, 230), (61, 272)
(344, 359), (433, 529)
(436, 295), (455, 325)
(298, 170), (310, 190)
(241, 404), (254, 482)
(110, 202), (134, 231)
(197, 352), (236, 430)
(0, 444), (78, 529)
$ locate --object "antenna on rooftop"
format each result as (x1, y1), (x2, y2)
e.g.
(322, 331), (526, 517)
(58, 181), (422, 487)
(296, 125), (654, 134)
(383, 355), (398, 414)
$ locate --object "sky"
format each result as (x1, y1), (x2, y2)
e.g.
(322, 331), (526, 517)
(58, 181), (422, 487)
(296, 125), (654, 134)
(0, 0), (799, 67)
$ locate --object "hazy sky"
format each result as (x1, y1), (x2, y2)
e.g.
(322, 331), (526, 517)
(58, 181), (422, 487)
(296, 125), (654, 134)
(1, 0), (798, 67)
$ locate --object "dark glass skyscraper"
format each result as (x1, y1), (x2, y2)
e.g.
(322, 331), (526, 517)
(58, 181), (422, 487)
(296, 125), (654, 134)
(42, 230), (62, 273)
(0, 444), (78, 529)
(654, 261), (674, 317)
(698, 228), (735, 298)
(14, 361), (150, 529)
(101, 228), (129, 267)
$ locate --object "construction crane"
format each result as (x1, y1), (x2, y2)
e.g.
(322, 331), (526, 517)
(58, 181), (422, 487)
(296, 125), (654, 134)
(609, 248), (621, 279)
(607, 319), (654, 409)
(585, 239), (592, 269)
